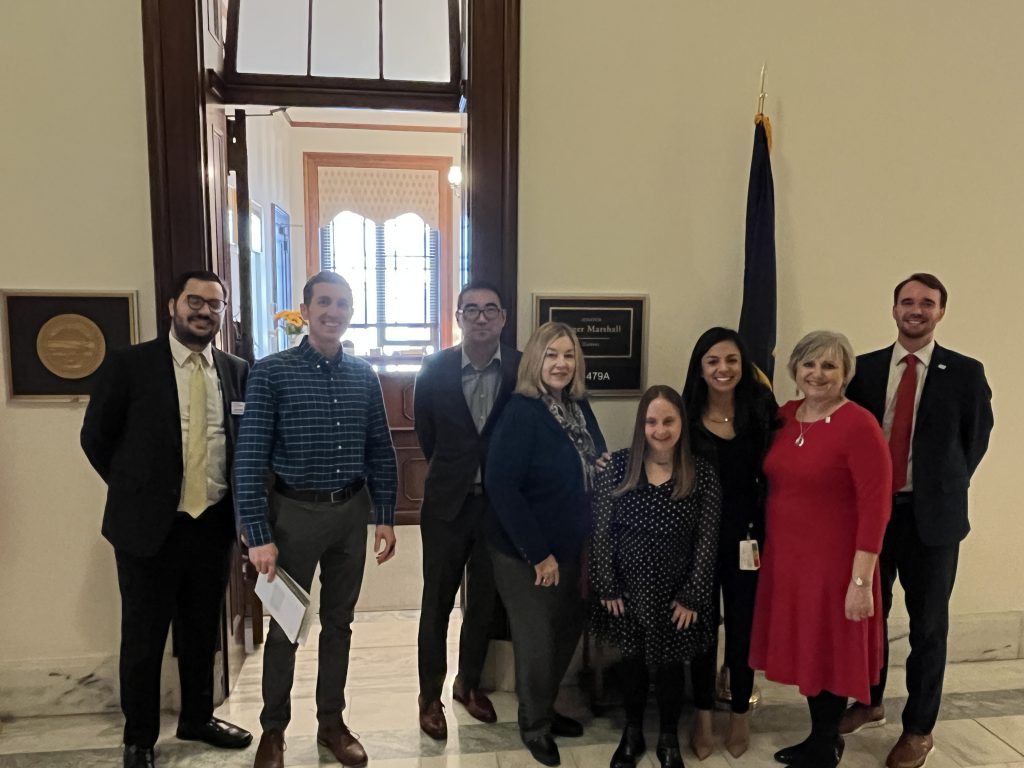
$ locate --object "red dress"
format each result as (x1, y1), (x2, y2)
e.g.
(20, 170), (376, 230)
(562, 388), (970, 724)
(749, 399), (891, 703)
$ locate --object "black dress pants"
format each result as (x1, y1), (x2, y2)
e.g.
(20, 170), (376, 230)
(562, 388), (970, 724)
(871, 494), (959, 735)
(114, 501), (233, 748)
(418, 494), (497, 700)
(690, 562), (758, 714)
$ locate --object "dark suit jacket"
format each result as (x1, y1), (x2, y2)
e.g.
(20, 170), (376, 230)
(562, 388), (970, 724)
(485, 394), (607, 564)
(81, 336), (249, 557)
(845, 342), (993, 546)
(413, 344), (521, 521)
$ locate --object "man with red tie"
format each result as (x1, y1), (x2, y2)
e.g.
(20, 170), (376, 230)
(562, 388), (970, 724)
(841, 273), (993, 768)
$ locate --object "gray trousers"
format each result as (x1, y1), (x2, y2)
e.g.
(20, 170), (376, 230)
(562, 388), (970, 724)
(490, 546), (585, 741)
(260, 488), (370, 731)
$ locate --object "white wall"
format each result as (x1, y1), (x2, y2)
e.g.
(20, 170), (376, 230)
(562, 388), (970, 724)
(519, 1), (1024, 618)
(0, 0), (154, 668)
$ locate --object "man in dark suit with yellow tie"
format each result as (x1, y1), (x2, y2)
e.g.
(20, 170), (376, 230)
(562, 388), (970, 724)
(413, 281), (521, 740)
(82, 271), (252, 768)
(841, 273), (993, 768)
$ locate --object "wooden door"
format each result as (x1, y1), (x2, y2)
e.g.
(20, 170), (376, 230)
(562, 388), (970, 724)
(378, 372), (427, 525)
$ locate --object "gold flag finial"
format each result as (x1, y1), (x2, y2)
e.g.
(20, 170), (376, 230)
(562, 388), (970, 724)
(756, 61), (767, 116)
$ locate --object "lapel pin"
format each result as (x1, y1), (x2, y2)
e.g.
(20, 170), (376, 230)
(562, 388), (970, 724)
(938, 363), (947, 370)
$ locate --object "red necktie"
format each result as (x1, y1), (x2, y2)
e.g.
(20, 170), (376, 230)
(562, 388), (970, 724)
(889, 353), (918, 492)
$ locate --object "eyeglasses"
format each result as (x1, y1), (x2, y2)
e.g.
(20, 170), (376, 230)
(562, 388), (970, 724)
(457, 304), (503, 321)
(185, 294), (226, 313)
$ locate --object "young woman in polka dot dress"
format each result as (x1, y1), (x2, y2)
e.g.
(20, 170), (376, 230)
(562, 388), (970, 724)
(590, 386), (722, 768)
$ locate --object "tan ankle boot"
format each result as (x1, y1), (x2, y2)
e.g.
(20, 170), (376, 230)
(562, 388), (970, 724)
(725, 711), (750, 757)
(689, 709), (714, 760)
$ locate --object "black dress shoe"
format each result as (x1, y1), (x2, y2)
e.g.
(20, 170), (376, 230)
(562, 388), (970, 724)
(774, 736), (844, 766)
(176, 717), (253, 749)
(655, 733), (683, 768)
(611, 725), (646, 768)
(551, 711), (584, 738)
(123, 744), (155, 768)
(524, 734), (561, 766)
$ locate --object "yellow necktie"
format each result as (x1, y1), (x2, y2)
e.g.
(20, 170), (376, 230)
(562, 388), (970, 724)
(182, 352), (208, 517)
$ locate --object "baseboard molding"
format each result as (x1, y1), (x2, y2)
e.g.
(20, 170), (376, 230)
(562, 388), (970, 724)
(3, 611), (1021, 717)
(0, 650), (225, 719)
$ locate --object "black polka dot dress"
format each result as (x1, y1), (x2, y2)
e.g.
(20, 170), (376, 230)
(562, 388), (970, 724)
(589, 449), (722, 665)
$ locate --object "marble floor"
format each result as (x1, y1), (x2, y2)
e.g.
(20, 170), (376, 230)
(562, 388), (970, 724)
(2, 610), (1024, 767)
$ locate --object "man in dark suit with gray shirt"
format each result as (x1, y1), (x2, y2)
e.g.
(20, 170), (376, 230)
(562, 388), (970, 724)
(841, 273), (993, 768)
(413, 281), (521, 740)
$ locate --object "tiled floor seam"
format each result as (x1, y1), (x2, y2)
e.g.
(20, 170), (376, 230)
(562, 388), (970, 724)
(974, 717), (1024, 760)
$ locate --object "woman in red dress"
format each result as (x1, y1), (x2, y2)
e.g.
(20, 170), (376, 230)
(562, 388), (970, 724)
(749, 331), (891, 768)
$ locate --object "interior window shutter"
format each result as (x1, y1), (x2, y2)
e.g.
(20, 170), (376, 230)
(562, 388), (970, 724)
(319, 225), (333, 271)
(428, 229), (440, 347)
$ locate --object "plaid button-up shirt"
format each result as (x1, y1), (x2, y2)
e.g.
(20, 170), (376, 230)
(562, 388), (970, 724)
(234, 337), (397, 547)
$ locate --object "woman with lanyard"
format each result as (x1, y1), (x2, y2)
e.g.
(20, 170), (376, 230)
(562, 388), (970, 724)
(682, 327), (778, 759)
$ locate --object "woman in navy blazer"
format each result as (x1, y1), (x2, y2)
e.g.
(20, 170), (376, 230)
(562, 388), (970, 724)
(486, 321), (607, 767)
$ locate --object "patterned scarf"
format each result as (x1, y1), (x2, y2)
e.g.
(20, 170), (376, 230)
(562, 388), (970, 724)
(542, 394), (599, 491)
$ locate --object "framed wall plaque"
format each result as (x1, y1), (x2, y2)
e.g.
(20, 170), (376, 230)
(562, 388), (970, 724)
(534, 294), (648, 397)
(2, 291), (139, 402)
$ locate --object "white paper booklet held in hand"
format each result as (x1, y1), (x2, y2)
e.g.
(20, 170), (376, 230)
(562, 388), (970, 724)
(254, 568), (314, 645)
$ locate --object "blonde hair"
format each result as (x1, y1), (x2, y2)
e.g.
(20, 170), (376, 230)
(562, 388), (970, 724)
(515, 321), (588, 399)
(787, 330), (857, 386)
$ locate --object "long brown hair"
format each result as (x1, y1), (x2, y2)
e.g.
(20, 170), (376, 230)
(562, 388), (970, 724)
(614, 385), (695, 500)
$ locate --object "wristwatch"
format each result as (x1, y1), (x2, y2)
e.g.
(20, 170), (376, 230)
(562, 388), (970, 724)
(852, 576), (871, 587)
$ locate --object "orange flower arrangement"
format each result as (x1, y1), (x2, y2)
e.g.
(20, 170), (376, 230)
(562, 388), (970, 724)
(273, 309), (306, 335)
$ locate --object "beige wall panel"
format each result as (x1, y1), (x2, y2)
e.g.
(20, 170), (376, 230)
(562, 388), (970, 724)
(0, 0), (154, 661)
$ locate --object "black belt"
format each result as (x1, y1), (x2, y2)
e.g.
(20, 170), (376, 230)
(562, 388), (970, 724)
(274, 478), (365, 505)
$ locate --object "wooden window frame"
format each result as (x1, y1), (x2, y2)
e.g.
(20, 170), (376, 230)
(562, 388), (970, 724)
(220, 0), (462, 111)
(303, 152), (455, 349)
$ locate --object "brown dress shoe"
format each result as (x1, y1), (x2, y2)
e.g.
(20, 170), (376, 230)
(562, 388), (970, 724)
(452, 682), (498, 724)
(317, 722), (368, 767)
(253, 730), (285, 768)
(886, 732), (934, 768)
(839, 702), (886, 735)
(418, 696), (448, 740)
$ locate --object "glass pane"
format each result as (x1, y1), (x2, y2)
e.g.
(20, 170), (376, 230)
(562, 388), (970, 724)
(311, 0), (380, 78)
(343, 326), (378, 357)
(331, 212), (375, 325)
(250, 211), (263, 254)
(383, 214), (429, 325)
(382, 0), (450, 81)
(237, 0), (310, 75)
(384, 326), (431, 342)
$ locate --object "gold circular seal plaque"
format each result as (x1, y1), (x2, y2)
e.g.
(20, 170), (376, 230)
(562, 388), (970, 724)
(35, 314), (107, 380)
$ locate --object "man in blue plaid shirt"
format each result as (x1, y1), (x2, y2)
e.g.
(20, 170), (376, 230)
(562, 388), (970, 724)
(235, 271), (397, 768)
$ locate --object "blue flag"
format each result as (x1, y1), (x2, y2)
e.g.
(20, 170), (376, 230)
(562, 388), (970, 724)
(738, 116), (777, 381)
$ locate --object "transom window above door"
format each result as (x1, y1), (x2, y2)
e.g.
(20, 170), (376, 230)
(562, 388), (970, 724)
(227, 0), (460, 95)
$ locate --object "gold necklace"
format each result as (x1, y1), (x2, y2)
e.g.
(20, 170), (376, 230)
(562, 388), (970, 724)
(705, 411), (733, 423)
(794, 405), (838, 447)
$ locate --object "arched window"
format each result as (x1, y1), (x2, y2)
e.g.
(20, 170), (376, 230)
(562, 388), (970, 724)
(321, 211), (439, 358)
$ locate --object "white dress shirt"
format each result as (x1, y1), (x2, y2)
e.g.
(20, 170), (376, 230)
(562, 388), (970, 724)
(881, 339), (935, 492)
(169, 332), (227, 511)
